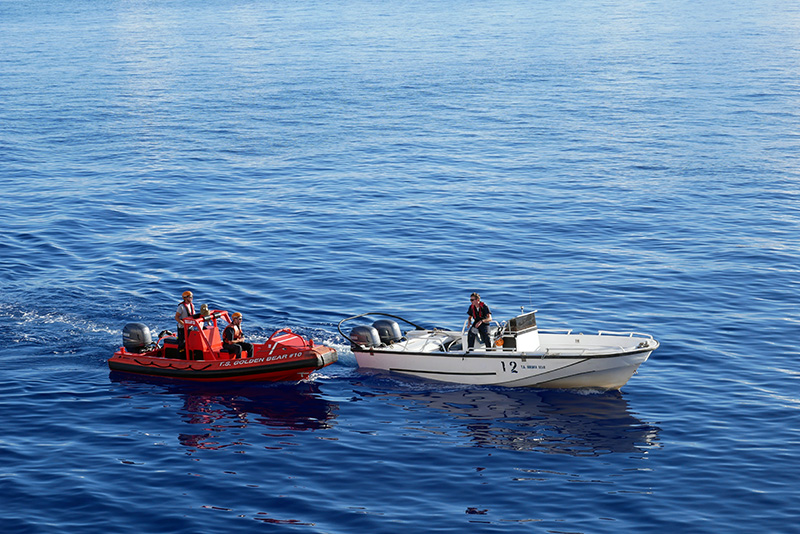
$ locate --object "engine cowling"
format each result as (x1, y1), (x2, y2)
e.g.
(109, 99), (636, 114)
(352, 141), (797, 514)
(350, 325), (381, 349)
(122, 323), (152, 353)
(372, 319), (402, 345)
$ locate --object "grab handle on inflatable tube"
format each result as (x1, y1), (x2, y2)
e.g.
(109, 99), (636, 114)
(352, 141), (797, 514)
(267, 328), (313, 348)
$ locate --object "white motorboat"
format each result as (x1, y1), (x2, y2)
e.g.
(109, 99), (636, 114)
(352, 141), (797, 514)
(338, 309), (658, 390)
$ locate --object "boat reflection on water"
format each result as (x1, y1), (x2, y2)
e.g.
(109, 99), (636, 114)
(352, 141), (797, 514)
(176, 383), (340, 450)
(109, 372), (659, 456)
(356, 384), (660, 456)
(110, 372), (338, 450)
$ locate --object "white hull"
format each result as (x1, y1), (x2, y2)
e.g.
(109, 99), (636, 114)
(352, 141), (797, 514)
(341, 312), (658, 391)
(353, 346), (652, 390)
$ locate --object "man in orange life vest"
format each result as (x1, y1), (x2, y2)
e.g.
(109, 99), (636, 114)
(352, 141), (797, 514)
(222, 312), (255, 359)
(467, 292), (493, 349)
(174, 290), (196, 357)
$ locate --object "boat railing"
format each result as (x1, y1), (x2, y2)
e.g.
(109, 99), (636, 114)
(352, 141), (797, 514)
(459, 318), (501, 333)
(400, 330), (452, 353)
(598, 330), (655, 340)
(420, 334), (447, 353)
(543, 347), (616, 357)
(537, 328), (574, 335)
(461, 318), (503, 334)
(541, 330), (657, 356)
(538, 328), (655, 341)
(267, 328), (314, 349)
(182, 310), (229, 359)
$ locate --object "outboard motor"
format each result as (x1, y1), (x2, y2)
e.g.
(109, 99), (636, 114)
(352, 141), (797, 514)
(122, 323), (152, 353)
(350, 325), (381, 350)
(372, 319), (402, 345)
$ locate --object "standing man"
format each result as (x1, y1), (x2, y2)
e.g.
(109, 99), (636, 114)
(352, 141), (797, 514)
(222, 312), (255, 359)
(175, 290), (195, 357)
(467, 292), (493, 349)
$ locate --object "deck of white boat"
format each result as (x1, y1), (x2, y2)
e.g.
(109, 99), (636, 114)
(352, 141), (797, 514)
(377, 328), (656, 358)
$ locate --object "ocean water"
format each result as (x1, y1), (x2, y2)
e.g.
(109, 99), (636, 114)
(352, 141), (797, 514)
(1, 0), (799, 532)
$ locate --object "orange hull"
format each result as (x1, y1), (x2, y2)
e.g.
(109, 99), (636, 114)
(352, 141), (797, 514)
(110, 313), (337, 382)
(109, 344), (337, 382)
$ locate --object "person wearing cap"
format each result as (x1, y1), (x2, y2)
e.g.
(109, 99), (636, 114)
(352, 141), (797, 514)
(174, 290), (196, 357)
(467, 292), (493, 349)
(222, 312), (255, 359)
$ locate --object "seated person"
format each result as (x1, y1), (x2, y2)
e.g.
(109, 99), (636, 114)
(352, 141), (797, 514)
(222, 312), (255, 359)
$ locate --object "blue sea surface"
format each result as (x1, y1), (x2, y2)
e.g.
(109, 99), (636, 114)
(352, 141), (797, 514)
(1, 0), (799, 532)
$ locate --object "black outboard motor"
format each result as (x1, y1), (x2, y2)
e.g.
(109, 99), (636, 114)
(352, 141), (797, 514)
(122, 323), (152, 353)
(350, 325), (381, 350)
(372, 319), (402, 345)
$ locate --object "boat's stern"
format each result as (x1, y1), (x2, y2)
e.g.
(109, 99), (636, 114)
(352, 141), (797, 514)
(313, 345), (338, 369)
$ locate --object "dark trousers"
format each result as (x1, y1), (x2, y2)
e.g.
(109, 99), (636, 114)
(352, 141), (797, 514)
(177, 328), (186, 358)
(468, 323), (491, 348)
(222, 342), (255, 359)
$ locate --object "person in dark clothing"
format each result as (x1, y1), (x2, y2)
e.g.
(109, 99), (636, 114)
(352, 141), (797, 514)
(174, 290), (195, 357)
(222, 312), (255, 359)
(467, 292), (493, 349)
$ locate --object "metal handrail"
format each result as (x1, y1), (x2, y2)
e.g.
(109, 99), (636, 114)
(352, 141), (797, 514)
(461, 318), (502, 334)
(537, 328), (574, 335)
(597, 330), (655, 339)
(182, 310), (229, 355)
(267, 327), (312, 348)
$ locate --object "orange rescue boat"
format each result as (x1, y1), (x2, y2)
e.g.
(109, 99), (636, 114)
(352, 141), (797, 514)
(109, 310), (337, 382)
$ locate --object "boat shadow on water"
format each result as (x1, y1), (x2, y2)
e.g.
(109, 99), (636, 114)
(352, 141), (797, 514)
(353, 373), (661, 456)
